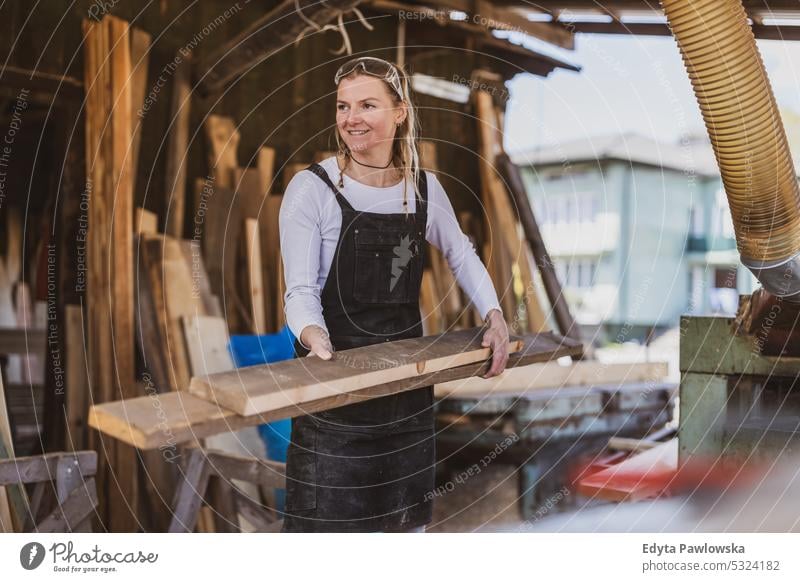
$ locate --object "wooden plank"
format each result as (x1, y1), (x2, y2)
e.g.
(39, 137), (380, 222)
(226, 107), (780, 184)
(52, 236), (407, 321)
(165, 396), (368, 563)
(189, 329), (525, 416)
(178, 240), (221, 317)
(88, 332), (582, 449)
(497, 151), (582, 350)
(435, 361), (669, 398)
(608, 437), (659, 453)
(0, 452), (97, 486)
(36, 477), (98, 533)
(108, 15), (138, 533)
(204, 115), (238, 189)
(577, 439), (678, 502)
(56, 456), (91, 531)
(128, 27), (151, 193)
(168, 448), (210, 533)
(134, 207), (158, 236)
(244, 219), (266, 334)
(164, 53), (192, 238)
(83, 15), (138, 531)
(181, 315), (234, 376)
(65, 305), (89, 451)
(136, 235), (172, 392)
(158, 237), (204, 391)
(0, 485), (11, 532)
(0, 359), (30, 531)
(257, 147), (276, 195)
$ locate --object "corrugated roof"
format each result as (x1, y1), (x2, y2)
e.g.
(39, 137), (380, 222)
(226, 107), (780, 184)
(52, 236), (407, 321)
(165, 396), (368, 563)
(510, 132), (721, 176)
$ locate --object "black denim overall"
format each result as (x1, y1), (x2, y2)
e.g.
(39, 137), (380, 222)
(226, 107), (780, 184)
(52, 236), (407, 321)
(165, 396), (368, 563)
(281, 163), (435, 533)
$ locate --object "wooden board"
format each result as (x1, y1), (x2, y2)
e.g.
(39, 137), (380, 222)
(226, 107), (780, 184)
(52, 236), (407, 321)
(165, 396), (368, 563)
(243, 218), (266, 333)
(134, 208), (158, 236)
(435, 361), (669, 398)
(181, 315), (234, 376)
(65, 304), (89, 451)
(0, 373), (29, 531)
(577, 439), (678, 502)
(129, 27), (151, 194)
(89, 332), (581, 450)
(189, 329), (525, 416)
(83, 14), (137, 532)
(164, 53), (192, 237)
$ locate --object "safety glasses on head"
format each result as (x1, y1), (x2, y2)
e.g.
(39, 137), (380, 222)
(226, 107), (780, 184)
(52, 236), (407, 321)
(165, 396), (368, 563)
(334, 57), (404, 100)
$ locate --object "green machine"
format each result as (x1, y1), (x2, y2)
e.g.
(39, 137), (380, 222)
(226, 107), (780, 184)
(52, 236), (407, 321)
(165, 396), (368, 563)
(679, 313), (800, 466)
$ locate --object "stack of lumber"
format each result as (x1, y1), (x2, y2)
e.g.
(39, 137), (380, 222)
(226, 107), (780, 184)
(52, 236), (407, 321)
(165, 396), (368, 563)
(88, 329), (583, 450)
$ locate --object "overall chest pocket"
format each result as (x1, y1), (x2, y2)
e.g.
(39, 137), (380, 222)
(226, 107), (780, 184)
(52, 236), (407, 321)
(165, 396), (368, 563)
(352, 227), (422, 304)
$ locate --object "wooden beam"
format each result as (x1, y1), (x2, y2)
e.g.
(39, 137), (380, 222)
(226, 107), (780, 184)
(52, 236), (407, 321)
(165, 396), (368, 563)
(0, 452), (97, 487)
(88, 331), (582, 449)
(243, 218), (266, 334)
(0, 374), (30, 531)
(129, 27), (151, 194)
(64, 306), (89, 451)
(189, 329), (525, 416)
(435, 360), (669, 397)
(36, 478), (98, 533)
(164, 54), (192, 238)
(195, 0), (364, 97)
(497, 152), (582, 351)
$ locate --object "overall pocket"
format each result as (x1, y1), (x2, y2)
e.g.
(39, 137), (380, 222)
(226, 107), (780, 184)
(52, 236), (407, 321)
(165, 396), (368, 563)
(353, 227), (421, 304)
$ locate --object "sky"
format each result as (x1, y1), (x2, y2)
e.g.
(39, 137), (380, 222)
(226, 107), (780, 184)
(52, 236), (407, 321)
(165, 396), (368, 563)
(501, 31), (800, 156)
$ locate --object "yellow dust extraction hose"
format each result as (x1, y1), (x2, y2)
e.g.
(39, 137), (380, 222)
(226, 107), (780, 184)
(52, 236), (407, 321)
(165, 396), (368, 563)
(661, 0), (800, 300)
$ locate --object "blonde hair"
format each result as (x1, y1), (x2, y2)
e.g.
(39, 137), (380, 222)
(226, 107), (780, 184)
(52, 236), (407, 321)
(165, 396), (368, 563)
(333, 57), (422, 216)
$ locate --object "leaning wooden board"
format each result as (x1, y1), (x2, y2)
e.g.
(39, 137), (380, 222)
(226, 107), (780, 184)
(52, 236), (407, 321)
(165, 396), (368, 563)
(189, 328), (524, 416)
(88, 332), (582, 450)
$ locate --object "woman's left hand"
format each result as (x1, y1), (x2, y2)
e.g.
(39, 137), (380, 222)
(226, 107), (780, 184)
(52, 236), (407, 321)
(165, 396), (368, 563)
(480, 308), (509, 379)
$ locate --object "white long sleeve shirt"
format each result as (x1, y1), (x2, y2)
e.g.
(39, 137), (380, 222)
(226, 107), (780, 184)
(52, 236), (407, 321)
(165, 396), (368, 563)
(280, 156), (501, 345)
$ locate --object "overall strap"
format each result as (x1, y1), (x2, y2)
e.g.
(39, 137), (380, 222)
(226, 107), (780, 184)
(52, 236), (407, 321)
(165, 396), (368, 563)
(305, 163), (356, 212)
(414, 170), (429, 230)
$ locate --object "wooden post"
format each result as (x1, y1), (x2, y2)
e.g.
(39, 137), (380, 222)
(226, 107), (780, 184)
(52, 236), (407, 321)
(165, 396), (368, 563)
(82, 15), (138, 531)
(497, 152), (585, 357)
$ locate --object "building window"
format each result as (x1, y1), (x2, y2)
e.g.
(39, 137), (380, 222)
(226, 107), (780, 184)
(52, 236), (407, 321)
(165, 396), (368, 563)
(557, 258), (597, 289)
(689, 204), (704, 237)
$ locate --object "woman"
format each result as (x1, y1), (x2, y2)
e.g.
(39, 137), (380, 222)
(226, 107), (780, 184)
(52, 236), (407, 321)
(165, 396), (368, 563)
(279, 56), (510, 533)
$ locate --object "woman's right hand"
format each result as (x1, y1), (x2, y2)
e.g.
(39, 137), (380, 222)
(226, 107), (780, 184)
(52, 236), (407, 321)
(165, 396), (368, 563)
(300, 325), (334, 360)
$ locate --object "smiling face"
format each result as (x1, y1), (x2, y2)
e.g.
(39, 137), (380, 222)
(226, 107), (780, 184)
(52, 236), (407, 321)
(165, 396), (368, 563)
(336, 74), (406, 155)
